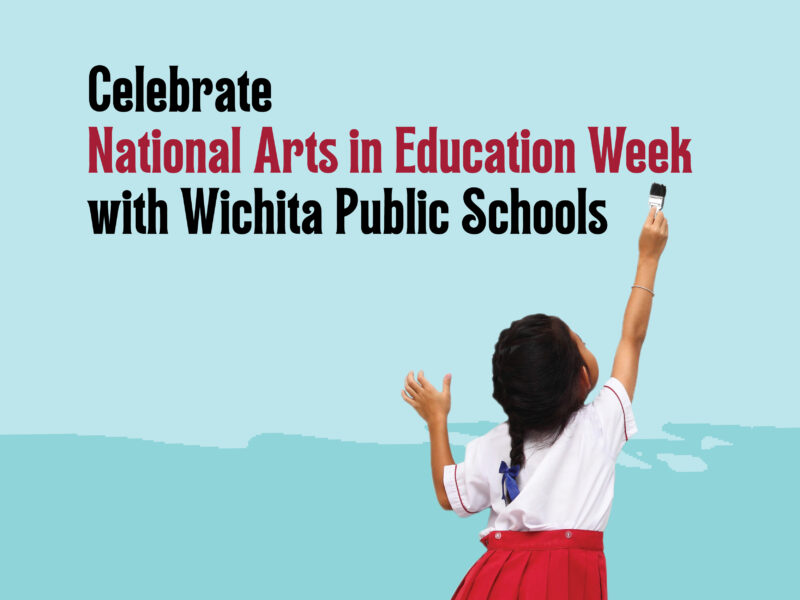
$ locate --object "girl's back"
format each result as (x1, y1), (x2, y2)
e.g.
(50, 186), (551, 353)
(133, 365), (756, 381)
(447, 377), (635, 537)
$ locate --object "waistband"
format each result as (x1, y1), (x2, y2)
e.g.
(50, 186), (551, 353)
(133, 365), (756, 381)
(481, 529), (603, 551)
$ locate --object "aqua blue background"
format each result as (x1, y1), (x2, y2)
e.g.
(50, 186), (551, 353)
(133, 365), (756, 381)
(1, 1), (798, 598)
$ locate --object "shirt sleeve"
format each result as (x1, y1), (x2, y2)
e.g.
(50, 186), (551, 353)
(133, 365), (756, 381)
(590, 377), (638, 457)
(443, 435), (493, 518)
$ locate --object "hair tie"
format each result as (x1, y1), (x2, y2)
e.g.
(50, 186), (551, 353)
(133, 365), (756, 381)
(499, 461), (521, 503)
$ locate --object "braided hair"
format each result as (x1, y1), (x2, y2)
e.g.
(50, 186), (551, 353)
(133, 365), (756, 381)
(492, 314), (588, 482)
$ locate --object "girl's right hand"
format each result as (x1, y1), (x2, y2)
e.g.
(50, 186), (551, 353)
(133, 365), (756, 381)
(402, 370), (452, 425)
(639, 206), (669, 261)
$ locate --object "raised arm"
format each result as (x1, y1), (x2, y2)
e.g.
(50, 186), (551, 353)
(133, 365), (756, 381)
(611, 206), (669, 401)
(402, 370), (455, 510)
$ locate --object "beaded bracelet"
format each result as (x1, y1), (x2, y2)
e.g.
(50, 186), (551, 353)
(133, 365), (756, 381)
(632, 284), (655, 296)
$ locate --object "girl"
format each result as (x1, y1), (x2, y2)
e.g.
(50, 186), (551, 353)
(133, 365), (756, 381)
(402, 206), (668, 599)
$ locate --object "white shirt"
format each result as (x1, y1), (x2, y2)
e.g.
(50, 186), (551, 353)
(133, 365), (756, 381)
(443, 377), (637, 538)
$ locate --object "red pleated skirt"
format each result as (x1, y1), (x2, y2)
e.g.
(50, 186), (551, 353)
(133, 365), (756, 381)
(451, 530), (606, 600)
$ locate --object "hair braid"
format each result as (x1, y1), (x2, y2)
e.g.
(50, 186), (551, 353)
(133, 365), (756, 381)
(491, 313), (589, 502)
(508, 417), (526, 469)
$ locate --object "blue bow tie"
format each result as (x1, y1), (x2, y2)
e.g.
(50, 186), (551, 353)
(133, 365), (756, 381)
(499, 461), (521, 503)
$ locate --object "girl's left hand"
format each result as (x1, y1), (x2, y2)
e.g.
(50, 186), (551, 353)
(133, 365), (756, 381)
(402, 370), (452, 425)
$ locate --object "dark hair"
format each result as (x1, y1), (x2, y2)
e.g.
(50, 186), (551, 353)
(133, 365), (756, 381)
(492, 314), (588, 473)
